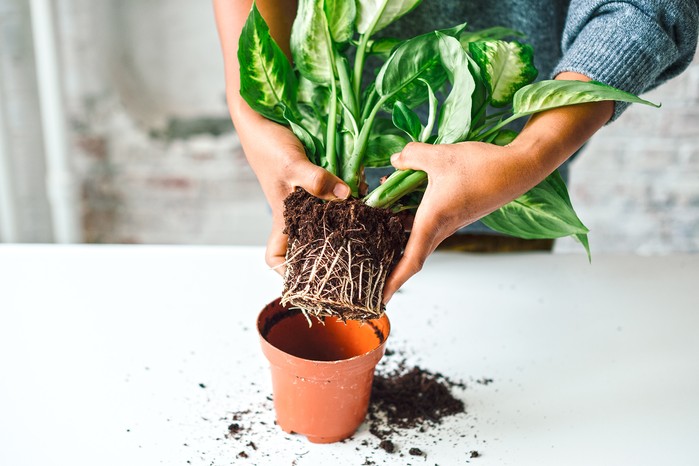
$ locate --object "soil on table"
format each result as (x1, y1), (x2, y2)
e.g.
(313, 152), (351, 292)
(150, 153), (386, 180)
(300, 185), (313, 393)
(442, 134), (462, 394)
(281, 188), (405, 320)
(369, 365), (466, 429)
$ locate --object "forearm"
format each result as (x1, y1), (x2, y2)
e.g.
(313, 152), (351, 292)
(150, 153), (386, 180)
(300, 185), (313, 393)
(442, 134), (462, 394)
(509, 71), (614, 188)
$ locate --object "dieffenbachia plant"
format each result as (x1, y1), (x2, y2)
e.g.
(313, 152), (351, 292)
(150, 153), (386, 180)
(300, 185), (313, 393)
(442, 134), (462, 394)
(238, 0), (659, 257)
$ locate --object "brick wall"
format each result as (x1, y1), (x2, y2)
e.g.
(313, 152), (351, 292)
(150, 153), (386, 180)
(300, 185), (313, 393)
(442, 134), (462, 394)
(5, 0), (696, 252)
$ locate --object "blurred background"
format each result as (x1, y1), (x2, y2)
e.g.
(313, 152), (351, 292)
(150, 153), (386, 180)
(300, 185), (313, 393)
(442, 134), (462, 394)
(0, 0), (697, 253)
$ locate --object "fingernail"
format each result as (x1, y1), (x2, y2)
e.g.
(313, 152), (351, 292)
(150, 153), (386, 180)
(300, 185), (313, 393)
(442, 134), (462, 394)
(333, 183), (350, 199)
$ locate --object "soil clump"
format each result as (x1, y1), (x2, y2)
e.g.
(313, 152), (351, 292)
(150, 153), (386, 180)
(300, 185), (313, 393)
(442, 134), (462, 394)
(281, 188), (404, 320)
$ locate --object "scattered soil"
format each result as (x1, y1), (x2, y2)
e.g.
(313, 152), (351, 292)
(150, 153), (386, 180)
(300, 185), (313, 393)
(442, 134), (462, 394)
(378, 439), (395, 453)
(369, 365), (465, 429)
(281, 188), (405, 320)
(227, 423), (243, 436)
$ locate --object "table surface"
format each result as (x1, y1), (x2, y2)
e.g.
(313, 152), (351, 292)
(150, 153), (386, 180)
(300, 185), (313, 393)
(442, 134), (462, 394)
(0, 245), (697, 466)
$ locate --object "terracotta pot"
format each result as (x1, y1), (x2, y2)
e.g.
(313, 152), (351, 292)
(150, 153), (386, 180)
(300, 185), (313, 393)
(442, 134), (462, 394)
(257, 297), (390, 443)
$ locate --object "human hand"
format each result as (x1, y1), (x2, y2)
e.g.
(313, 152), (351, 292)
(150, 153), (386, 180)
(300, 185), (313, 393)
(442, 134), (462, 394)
(236, 114), (350, 274)
(382, 141), (541, 303)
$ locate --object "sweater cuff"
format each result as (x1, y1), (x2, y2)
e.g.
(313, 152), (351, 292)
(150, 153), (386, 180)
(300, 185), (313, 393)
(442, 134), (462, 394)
(552, 11), (676, 122)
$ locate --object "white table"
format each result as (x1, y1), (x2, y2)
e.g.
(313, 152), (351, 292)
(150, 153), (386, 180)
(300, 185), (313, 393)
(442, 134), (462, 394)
(0, 245), (697, 466)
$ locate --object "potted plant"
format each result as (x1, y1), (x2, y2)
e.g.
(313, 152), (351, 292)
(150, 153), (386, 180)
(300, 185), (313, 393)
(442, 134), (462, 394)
(237, 0), (659, 444)
(238, 0), (658, 321)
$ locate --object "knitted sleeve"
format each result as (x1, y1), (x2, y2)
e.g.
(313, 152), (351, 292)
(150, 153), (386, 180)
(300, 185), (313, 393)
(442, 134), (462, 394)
(552, 0), (699, 120)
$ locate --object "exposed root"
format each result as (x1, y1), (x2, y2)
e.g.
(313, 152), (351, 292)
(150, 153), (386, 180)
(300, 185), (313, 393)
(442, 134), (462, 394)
(281, 189), (404, 321)
(281, 237), (394, 319)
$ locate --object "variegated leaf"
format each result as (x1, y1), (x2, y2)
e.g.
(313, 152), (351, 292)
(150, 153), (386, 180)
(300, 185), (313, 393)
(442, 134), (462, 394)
(356, 0), (422, 35)
(238, 3), (298, 124)
(469, 40), (538, 107)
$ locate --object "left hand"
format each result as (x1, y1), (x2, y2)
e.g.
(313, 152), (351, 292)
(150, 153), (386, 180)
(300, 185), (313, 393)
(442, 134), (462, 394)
(382, 140), (540, 303)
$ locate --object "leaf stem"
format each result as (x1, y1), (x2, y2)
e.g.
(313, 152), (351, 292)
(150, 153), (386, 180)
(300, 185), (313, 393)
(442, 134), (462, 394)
(360, 85), (378, 123)
(335, 51), (358, 118)
(343, 94), (389, 195)
(325, 77), (338, 175)
(353, 33), (371, 101)
(364, 169), (427, 209)
(476, 113), (521, 141)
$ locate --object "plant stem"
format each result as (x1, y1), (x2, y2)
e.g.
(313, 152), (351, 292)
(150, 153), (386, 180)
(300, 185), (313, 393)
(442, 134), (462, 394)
(364, 169), (427, 209)
(335, 52), (357, 118)
(325, 77), (338, 175)
(360, 85), (377, 123)
(343, 94), (389, 195)
(352, 0), (389, 100)
(476, 113), (520, 142)
(353, 33), (371, 104)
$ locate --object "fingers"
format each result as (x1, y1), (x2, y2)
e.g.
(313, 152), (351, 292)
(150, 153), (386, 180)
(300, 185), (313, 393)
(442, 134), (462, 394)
(390, 142), (434, 172)
(266, 158), (350, 276)
(265, 225), (288, 276)
(290, 159), (350, 200)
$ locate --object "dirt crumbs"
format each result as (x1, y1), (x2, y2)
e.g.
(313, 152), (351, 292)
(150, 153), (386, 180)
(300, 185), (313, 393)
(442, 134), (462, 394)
(370, 365), (465, 428)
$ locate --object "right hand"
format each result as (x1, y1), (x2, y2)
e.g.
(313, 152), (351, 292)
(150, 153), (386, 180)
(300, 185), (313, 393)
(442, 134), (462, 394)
(237, 114), (350, 274)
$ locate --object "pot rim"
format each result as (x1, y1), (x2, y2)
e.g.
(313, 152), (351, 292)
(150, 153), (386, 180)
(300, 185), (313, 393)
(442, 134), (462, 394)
(256, 297), (391, 367)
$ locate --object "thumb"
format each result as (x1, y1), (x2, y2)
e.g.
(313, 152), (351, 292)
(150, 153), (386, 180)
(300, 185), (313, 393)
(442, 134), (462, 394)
(390, 142), (433, 172)
(292, 160), (350, 201)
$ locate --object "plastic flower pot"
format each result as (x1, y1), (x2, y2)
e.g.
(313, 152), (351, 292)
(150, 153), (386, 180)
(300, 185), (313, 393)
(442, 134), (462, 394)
(257, 297), (390, 443)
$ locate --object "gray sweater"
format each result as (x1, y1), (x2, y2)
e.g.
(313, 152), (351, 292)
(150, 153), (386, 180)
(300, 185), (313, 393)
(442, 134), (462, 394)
(382, 0), (699, 120)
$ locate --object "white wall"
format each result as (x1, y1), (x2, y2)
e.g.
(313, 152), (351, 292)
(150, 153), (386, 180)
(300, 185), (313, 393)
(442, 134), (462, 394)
(0, 0), (53, 242)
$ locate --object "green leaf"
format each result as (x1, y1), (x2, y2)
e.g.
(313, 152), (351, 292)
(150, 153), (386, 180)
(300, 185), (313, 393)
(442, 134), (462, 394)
(283, 106), (324, 166)
(238, 3), (298, 124)
(371, 117), (404, 136)
(574, 233), (591, 262)
(365, 134), (408, 167)
(435, 33), (476, 144)
(419, 78), (438, 143)
(296, 77), (327, 142)
(512, 80), (661, 117)
(481, 170), (591, 257)
(324, 0), (356, 43)
(439, 22), (469, 38)
(460, 26), (524, 44)
(367, 37), (402, 58)
(392, 101), (422, 142)
(356, 0), (422, 35)
(298, 76), (329, 116)
(468, 55), (489, 130)
(375, 32), (446, 107)
(374, 25), (468, 111)
(469, 40), (538, 107)
(492, 129), (519, 146)
(291, 0), (334, 84)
